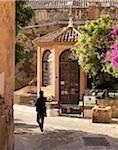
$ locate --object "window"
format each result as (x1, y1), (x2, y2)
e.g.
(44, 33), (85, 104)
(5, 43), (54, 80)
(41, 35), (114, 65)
(42, 50), (52, 86)
(60, 50), (75, 61)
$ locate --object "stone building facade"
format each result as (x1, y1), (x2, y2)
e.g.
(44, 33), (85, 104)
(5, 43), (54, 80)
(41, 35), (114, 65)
(15, 0), (118, 97)
(32, 1), (118, 104)
(27, 0), (118, 33)
(16, 0), (118, 89)
(34, 25), (87, 103)
(0, 1), (15, 150)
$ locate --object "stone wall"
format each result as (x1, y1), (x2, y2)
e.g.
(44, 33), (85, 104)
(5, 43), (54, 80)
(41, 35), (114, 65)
(16, 2), (118, 89)
(97, 100), (118, 118)
(0, 1), (15, 150)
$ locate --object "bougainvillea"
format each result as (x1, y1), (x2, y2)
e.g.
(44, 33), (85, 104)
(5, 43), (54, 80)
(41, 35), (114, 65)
(111, 24), (118, 69)
(105, 23), (118, 76)
(112, 42), (118, 69)
(74, 15), (114, 87)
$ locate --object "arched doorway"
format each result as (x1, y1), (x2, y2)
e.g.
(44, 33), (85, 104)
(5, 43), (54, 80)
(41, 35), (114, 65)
(42, 50), (52, 86)
(59, 50), (80, 104)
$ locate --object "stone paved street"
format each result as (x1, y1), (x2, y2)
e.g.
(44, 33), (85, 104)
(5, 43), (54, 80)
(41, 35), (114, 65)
(14, 105), (118, 150)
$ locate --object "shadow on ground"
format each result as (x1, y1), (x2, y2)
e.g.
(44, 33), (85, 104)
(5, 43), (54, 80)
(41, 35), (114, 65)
(14, 121), (118, 150)
(14, 119), (39, 135)
(15, 122), (39, 129)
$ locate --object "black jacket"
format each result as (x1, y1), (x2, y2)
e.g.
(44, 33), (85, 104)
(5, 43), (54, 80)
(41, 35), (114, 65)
(35, 96), (46, 115)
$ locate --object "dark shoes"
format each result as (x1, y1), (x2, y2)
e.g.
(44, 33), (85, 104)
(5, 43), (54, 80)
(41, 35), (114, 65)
(38, 122), (43, 132)
(40, 127), (43, 132)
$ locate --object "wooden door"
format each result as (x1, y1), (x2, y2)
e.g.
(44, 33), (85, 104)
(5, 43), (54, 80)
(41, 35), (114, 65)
(59, 50), (80, 104)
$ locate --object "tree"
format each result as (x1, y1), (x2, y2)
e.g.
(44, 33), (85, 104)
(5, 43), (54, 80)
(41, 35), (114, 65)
(74, 15), (114, 87)
(16, 0), (35, 64)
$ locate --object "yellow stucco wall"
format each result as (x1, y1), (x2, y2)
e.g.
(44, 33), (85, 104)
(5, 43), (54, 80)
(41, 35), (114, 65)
(38, 42), (87, 102)
(0, 1), (15, 150)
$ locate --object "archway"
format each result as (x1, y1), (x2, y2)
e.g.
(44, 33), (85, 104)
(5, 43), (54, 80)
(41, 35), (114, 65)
(59, 50), (80, 104)
(42, 50), (52, 86)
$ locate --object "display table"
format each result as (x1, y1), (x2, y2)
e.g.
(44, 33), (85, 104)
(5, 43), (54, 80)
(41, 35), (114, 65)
(92, 106), (112, 123)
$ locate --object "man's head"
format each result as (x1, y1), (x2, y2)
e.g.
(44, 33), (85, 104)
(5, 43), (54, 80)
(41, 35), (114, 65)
(40, 90), (43, 97)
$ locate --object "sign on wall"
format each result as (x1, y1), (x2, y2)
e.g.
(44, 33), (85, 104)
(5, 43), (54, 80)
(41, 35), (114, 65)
(84, 96), (96, 106)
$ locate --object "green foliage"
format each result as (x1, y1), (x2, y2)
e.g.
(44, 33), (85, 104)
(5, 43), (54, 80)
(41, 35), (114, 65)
(15, 77), (21, 90)
(15, 43), (24, 64)
(47, 96), (55, 102)
(16, 0), (35, 35)
(16, 0), (35, 64)
(21, 49), (36, 77)
(74, 15), (113, 87)
(17, 32), (28, 43)
(104, 61), (118, 77)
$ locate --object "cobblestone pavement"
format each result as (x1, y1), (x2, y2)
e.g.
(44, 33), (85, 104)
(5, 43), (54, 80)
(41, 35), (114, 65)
(14, 105), (118, 150)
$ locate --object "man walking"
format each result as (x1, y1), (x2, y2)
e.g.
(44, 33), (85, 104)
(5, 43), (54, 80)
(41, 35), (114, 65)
(35, 91), (47, 132)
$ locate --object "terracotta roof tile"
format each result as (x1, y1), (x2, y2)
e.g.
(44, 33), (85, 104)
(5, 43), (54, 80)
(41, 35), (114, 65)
(55, 27), (79, 42)
(33, 26), (80, 44)
(27, 0), (118, 9)
(27, 0), (88, 9)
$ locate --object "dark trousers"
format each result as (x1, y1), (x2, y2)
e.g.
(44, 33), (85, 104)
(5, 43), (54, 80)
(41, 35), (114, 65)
(37, 112), (44, 131)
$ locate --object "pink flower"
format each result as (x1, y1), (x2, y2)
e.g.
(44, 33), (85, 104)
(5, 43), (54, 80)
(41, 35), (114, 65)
(107, 34), (113, 41)
(105, 50), (112, 62)
(105, 24), (118, 70)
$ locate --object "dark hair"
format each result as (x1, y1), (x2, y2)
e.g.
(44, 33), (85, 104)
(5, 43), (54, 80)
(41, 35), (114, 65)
(40, 91), (43, 97)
